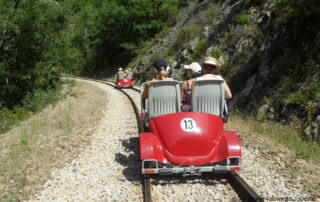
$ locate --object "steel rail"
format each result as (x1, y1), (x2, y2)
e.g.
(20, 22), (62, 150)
(225, 171), (263, 201)
(68, 77), (262, 201)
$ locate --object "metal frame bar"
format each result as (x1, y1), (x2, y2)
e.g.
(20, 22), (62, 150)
(142, 157), (241, 176)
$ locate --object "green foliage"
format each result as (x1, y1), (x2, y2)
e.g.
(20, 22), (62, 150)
(190, 39), (207, 61)
(246, 0), (263, 7)
(80, 0), (181, 75)
(210, 48), (222, 59)
(288, 83), (320, 105)
(0, 0), (65, 108)
(278, 0), (320, 23)
(258, 114), (268, 121)
(235, 11), (252, 24)
(222, 60), (232, 70)
(151, 52), (161, 65)
(238, 96), (251, 109)
(275, 47), (320, 81)
(288, 92), (304, 105)
(229, 114), (320, 164)
(0, 80), (64, 133)
(1, 0), (183, 115)
(207, 4), (221, 22)
(168, 25), (203, 55)
(224, 31), (230, 38)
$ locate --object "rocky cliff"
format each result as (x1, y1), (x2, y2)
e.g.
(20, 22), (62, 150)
(130, 0), (320, 141)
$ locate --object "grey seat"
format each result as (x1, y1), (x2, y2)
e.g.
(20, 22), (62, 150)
(118, 73), (126, 79)
(147, 80), (181, 120)
(191, 79), (225, 117)
(126, 73), (133, 79)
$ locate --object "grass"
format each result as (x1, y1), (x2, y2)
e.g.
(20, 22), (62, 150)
(64, 101), (74, 136)
(168, 24), (203, 56)
(0, 80), (78, 201)
(0, 79), (76, 134)
(210, 48), (222, 60)
(0, 120), (46, 201)
(227, 112), (320, 164)
(235, 10), (252, 24)
(190, 39), (207, 61)
(288, 82), (320, 105)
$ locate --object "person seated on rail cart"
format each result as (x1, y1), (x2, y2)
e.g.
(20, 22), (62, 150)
(191, 57), (232, 99)
(142, 58), (173, 99)
(180, 62), (202, 112)
(125, 68), (133, 79)
(115, 67), (125, 83)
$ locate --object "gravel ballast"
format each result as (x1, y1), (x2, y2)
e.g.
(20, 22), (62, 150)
(30, 79), (319, 201)
(33, 80), (142, 201)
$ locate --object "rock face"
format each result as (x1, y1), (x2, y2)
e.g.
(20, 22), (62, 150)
(131, 0), (320, 141)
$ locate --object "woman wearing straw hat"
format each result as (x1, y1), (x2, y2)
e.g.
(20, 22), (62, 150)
(192, 57), (232, 99)
(125, 68), (133, 79)
(181, 62), (202, 112)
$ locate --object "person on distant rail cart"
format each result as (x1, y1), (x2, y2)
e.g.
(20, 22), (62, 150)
(191, 57), (232, 99)
(142, 58), (172, 99)
(181, 62), (202, 112)
(115, 67), (125, 83)
(125, 68), (133, 79)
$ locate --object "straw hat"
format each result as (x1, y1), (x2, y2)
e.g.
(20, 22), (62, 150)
(201, 57), (222, 71)
(118, 67), (123, 71)
(184, 62), (202, 74)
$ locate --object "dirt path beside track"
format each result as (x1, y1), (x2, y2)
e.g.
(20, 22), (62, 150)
(0, 79), (107, 200)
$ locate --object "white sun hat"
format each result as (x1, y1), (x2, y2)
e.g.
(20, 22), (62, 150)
(184, 62), (202, 74)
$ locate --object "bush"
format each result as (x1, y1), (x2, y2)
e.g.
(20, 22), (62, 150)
(0, 80), (64, 134)
(210, 48), (222, 59)
(168, 25), (203, 55)
(190, 39), (207, 61)
(289, 82), (320, 105)
(235, 11), (252, 24)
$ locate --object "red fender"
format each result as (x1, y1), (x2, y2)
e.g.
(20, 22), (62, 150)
(139, 133), (166, 163)
(213, 131), (241, 162)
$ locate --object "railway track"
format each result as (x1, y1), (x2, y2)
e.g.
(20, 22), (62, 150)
(72, 77), (262, 201)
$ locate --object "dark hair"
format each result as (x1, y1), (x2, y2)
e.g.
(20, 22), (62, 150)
(203, 64), (216, 69)
(202, 64), (216, 74)
(192, 72), (201, 78)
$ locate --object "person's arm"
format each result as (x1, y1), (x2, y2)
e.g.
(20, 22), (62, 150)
(142, 81), (150, 99)
(180, 81), (187, 103)
(190, 79), (196, 102)
(149, 75), (155, 81)
(223, 80), (232, 99)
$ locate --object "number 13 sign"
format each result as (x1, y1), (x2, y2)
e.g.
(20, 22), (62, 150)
(180, 118), (197, 132)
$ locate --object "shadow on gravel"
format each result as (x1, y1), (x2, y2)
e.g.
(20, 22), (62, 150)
(115, 137), (142, 181)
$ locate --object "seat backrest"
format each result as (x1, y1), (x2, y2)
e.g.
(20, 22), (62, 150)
(118, 73), (126, 79)
(126, 73), (133, 79)
(191, 79), (225, 117)
(148, 80), (181, 120)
